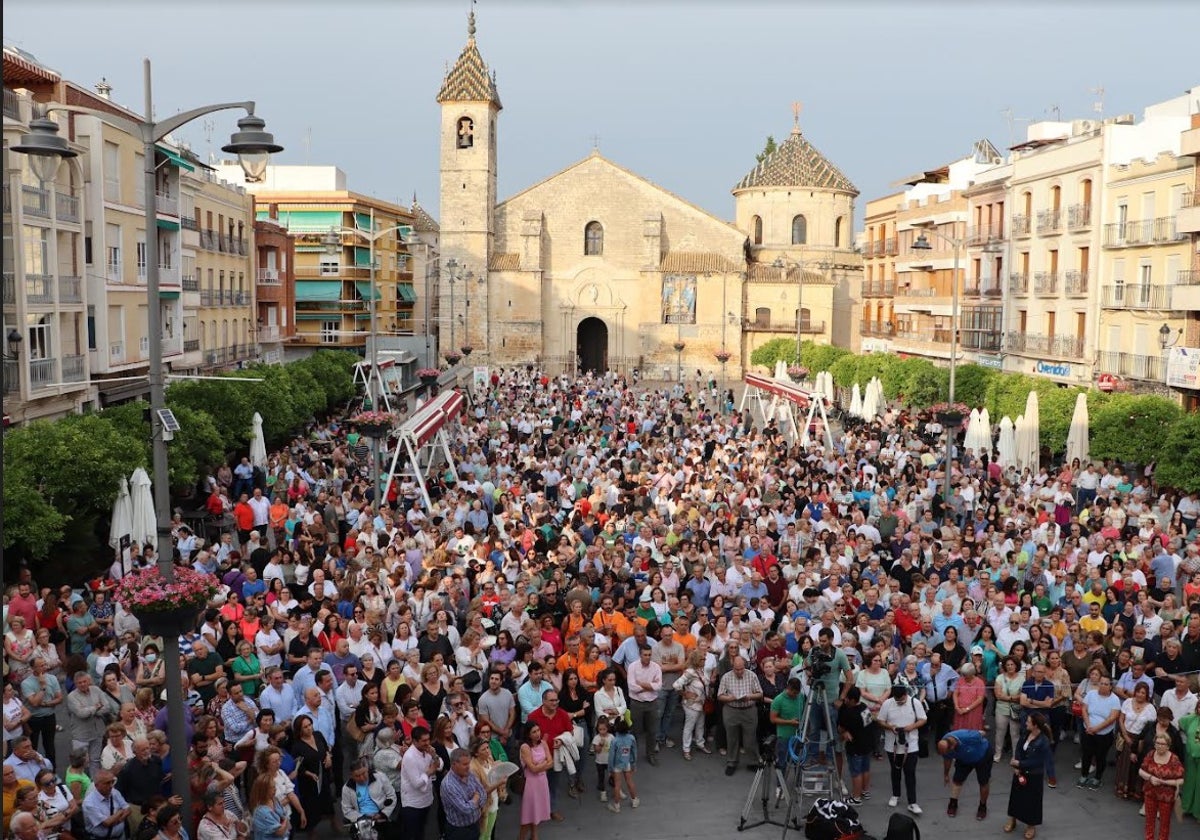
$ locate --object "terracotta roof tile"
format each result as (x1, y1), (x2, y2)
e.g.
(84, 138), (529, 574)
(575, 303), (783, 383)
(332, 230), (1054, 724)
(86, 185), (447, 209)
(734, 128), (857, 195)
(409, 200), (440, 233)
(489, 252), (520, 271)
(437, 17), (501, 107)
(659, 251), (742, 274)
(746, 263), (833, 283)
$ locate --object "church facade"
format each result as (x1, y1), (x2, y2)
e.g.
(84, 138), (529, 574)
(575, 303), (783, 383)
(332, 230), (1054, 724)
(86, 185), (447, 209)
(436, 15), (862, 378)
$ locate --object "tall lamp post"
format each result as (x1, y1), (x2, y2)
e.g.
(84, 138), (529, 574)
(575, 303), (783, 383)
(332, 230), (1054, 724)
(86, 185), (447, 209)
(12, 59), (283, 818)
(402, 233), (440, 368)
(443, 258), (474, 361)
(910, 224), (972, 518)
(322, 217), (413, 500)
(772, 255), (831, 361)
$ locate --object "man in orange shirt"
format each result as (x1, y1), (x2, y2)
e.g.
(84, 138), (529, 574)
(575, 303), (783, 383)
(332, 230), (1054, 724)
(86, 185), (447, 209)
(592, 596), (633, 643)
(671, 613), (697, 653)
(556, 635), (585, 675)
(268, 496), (290, 546)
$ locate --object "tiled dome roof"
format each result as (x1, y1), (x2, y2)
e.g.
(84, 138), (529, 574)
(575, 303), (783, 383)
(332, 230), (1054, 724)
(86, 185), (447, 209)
(734, 126), (857, 195)
(409, 198), (439, 233)
(436, 13), (501, 108)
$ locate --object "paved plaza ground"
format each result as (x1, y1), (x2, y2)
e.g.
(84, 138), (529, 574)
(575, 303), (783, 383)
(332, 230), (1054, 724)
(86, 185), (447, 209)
(482, 737), (1162, 840)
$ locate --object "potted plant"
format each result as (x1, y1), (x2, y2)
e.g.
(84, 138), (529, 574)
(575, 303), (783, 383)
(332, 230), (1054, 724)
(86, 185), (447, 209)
(444, 351), (462, 366)
(786, 364), (809, 382)
(929, 401), (970, 427)
(460, 345), (474, 357)
(714, 350), (732, 364)
(350, 410), (397, 438)
(416, 367), (440, 385)
(112, 566), (217, 636)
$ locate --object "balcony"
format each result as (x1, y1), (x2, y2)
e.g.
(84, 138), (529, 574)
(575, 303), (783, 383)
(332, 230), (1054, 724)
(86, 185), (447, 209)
(155, 190), (178, 216)
(109, 341), (125, 364)
(1101, 283), (1179, 310)
(961, 330), (1003, 352)
(61, 354), (85, 383)
(884, 237), (897, 256)
(1098, 351), (1166, 382)
(236, 239), (247, 256)
(1181, 192), (1200, 235)
(256, 325), (281, 343)
(182, 274), (199, 292)
(184, 339), (201, 353)
(25, 274), (53, 304)
(234, 291), (250, 306)
(963, 281), (982, 297)
(256, 268), (280, 284)
(1104, 217), (1181, 247)
(741, 319), (826, 334)
(1012, 214), (1031, 238)
(55, 192), (80, 223)
(200, 230), (218, 251)
(1005, 332), (1085, 359)
(863, 241), (878, 257)
(1063, 270), (1088, 297)
(59, 275), (82, 303)
(295, 265), (373, 279)
(21, 185), (50, 218)
(1067, 203), (1091, 230)
(982, 285), (1003, 299)
(861, 324), (895, 338)
(1033, 271), (1058, 296)
(200, 289), (215, 306)
(3, 88), (19, 120)
(1036, 209), (1062, 235)
(180, 216), (198, 231)
(162, 338), (180, 356)
(29, 358), (55, 389)
(966, 225), (1004, 246)
(106, 262), (122, 284)
(1008, 272), (1030, 296)
(895, 286), (939, 298)
(862, 279), (895, 297)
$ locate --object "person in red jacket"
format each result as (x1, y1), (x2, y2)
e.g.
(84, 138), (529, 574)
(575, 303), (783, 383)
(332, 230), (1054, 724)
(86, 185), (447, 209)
(526, 690), (574, 821)
(233, 493), (255, 544)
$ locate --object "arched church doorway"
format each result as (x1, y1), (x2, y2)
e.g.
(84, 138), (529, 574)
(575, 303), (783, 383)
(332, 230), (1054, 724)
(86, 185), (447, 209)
(577, 317), (608, 374)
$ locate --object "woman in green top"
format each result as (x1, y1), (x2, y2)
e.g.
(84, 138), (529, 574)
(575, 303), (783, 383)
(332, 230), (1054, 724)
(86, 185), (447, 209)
(231, 640), (263, 697)
(993, 656), (1025, 762)
(65, 746), (92, 801)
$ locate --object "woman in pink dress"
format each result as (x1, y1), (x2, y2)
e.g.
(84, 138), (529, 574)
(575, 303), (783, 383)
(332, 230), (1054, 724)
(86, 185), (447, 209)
(519, 722), (553, 840)
(952, 662), (987, 732)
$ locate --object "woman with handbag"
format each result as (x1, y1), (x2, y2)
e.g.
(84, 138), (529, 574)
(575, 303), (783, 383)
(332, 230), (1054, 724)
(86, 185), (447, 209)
(1005, 712), (1051, 839)
(351, 683), (384, 757)
(1114, 682), (1157, 800)
(557, 669), (591, 797)
(993, 656), (1024, 762)
(676, 650), (711, 760)
(877, 683), (927, 815)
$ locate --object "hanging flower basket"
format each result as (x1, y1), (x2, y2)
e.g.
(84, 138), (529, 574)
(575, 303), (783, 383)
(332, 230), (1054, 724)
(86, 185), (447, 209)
(444, 352), (462, 366)
(930, 401), (970, 427)
(351, 410), (397, 438)
(714, 350), (732, 364)
(460, 345), (474, 357)
(113, 567), (217, 634)
(787, 365), (809, 382)
(416, 367), (440, 385)
(672, 340), (686, 352)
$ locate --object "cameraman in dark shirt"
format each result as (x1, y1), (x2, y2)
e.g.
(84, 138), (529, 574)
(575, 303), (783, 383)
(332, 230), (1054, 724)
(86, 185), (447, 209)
(837, 687), (877, 805)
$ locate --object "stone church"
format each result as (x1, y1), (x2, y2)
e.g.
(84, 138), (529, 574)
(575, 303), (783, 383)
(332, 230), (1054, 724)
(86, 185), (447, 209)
(436, 13), (861, 378)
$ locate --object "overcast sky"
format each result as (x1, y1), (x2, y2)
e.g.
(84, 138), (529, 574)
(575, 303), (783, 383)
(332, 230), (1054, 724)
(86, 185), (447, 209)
(6, 1), (1198, 228)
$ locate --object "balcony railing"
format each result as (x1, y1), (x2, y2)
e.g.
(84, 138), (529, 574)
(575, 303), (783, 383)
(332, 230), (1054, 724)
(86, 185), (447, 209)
(200, 230), (218, 251)
(200, 290), (215, 306)
(982, 285), (1003, 298)
(182, 274), (199, 291)
(1008, 272), (1029, 295)
(25, 274), (53, 304)
(960, 330), (1003, 352)
(29, 358), (55, 389)
(1036, 209), (1062, 235)
(884, 237), (897, 256)
(21, 185), (50, 218)
(963, 282), (982, 297)
(741, 319), (825, 334)
(61, 354), (85, 383)
(1104, 217), (1181, 247)
(895, 286), (939, 298)
(1033, 271), (1058, 296)
(55, 192), (80, 223)
(1098, 351), (1166, 382)
(1005, 331), (1085, 359)
(295, 265), (373, 279)
(162, 338), (180, 356)
(184, 339), (201, 353)
(256, 268), (280, 284)
(234, 291), (250, 306)
(2, 272), (13, 305)
(181, 216), (198, 230)
(861, 324), (895, 338)
(3, 88), (19, 120)
(235, 238), (247, 256)
(1067, 203), (1091, 230)
(1101, 284), (1178, 310)
(1012, 214), (1031, 237)
(862, 280), (895, 297)
(1178, 269), (1200, 286)
(1064, 270), (1088, 297)
(966, 225), (1004, 246)
(155, 190), (178, 216)
(257, 325), (280, 343)
(59, 275), (82, 303)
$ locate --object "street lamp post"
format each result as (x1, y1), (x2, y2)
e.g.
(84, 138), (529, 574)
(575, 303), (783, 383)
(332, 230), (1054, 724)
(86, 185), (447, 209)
(772, 255), (831, 361)
(910, 225), (965, 519)
(12, 59), (282, 818)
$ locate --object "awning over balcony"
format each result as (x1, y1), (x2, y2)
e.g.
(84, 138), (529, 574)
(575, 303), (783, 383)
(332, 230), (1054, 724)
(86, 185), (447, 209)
(354, 247), (372, 267)
(156, 219), (180, 231)
(259, 210), (343, 234)
(354, 281), (381, 300)
(355, 212), (372, 231)
(159, 290), (180, 300)
(396, 284), (417, 302)
(294, 281), (342, 302)
(156, 145), (195, 172)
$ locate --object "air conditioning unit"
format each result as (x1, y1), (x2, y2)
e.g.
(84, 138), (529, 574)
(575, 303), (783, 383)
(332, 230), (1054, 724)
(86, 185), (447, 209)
(1072, 120), (1099, 137)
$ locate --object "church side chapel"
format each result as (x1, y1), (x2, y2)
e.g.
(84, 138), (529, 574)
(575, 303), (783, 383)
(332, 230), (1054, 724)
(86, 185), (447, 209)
(436, 13), (863, 376)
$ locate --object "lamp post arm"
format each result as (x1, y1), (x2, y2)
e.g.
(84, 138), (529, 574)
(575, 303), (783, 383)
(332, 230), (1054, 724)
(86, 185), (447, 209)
(40, 100), (256, 144)
(151, 101), (256, 143)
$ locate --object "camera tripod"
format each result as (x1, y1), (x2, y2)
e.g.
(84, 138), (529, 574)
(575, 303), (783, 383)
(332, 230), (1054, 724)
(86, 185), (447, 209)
(737, 738), (800, 832)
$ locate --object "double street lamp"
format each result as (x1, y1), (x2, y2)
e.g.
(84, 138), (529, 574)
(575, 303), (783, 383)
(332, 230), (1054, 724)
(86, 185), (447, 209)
(443, 258), (476, 361)
(12, 58), (283, 818)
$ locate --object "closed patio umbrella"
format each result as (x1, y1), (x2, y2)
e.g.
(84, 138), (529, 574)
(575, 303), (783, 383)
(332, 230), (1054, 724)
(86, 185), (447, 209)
(129, 467), (158, 548)
(997, 416), (1017, 469)
(250, 412), (267, 468)
(850, 383), (863, 418)
(1065, 392), (1089, 466)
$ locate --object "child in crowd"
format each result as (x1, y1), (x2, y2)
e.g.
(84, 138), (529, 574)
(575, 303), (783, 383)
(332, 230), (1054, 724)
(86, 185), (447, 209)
(590, 716), (613, 802)
(607, 717), (639, 813)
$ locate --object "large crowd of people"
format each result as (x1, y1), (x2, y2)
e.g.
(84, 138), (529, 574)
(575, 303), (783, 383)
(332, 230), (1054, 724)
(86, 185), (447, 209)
(5, 366), (1200, 840)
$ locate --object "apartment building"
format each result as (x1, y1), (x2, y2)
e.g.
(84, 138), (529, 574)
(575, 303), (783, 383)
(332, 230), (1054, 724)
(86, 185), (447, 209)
(185, 165), (257, 372)
(2, 51), (92, 425)
(218, 165), (416, 357)
(253, 218), (295, 365)
(865, 144), (1001, 365)
(1096, 96), (1196, 394)
(1171, 111), (1200, 410)
(407, 196), (440, 368)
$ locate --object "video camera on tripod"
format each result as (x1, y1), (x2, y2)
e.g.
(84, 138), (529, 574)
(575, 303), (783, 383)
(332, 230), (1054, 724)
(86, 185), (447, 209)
(807, 647), (835, 682)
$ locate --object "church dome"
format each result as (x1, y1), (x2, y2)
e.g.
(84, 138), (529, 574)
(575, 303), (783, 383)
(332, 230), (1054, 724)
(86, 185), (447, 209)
(436, 12), (501, 108)
(733, 123), (857, 195)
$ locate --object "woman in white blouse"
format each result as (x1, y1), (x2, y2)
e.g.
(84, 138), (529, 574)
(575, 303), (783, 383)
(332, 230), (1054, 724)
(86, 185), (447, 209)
(592, 668), (628, 727)
(877, 683), (928, 814)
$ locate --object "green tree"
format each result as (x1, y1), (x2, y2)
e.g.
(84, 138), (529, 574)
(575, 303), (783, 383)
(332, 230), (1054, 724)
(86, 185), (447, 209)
(1037, 387), (1083, 455)
(749, 338), (797, 370)
(1090, 394), (1181, 466)
(904, 364), (951, 408)
(799, 342), (851, 374)
(1154, 412), (1200, 492)
(829, 354), (861, 388)
(952, 364), (997, 409)
(294, 350), (357, 411)
(166, 377), (257, 445)
(2, 414), (146, 560)
(755, 135), (777, 164)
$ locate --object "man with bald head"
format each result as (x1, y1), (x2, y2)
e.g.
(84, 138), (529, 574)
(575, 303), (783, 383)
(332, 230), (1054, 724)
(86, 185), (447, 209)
(115, 738), (174, 833)
(83, 770), (132, 840)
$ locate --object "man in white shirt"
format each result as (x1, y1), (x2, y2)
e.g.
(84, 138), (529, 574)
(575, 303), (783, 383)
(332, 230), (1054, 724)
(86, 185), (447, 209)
(248, 488), (271, 537)
(626, 645), (664, 765)
(399, 727), (440, 839)
(996, 614), (1031, 653)
(1161, 674), (1198, 724)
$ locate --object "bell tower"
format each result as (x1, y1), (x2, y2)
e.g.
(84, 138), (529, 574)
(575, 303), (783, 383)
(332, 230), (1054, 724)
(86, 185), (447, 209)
(438, 11), (501, 360)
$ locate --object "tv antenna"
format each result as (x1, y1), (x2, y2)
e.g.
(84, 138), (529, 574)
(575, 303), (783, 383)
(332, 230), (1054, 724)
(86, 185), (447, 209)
(1000, 107), (1032, 149)
(1090, 85), (1105, 117)
(202, 119), (215, 164)
(1046, 104), (1061, 121)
